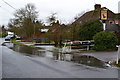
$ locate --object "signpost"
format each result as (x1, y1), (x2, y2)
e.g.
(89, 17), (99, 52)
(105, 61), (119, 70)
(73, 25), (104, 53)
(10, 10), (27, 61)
(101, 9), (108, 31)
(116, 45), (120, 64)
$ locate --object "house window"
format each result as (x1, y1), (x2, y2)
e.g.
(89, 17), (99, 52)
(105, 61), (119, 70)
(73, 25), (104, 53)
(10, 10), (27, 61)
(109, 21), (114, 24)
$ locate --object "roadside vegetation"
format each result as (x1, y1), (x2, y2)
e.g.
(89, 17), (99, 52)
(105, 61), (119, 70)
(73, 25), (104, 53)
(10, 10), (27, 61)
(115, 63), (120, 67)
(0, 33), (8, 37)
(12, 39), (24, 46)
(79, 20), (103, 40)
(12, 39), (43, 49)
(112, 60), (120, 67)
(93, 31), (118, 51)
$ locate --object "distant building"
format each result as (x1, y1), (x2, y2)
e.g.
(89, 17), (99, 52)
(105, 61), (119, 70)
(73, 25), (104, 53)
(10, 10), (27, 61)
(71, 4), (120, 43)
(97, 4), (120, 27)
(100, 7), (120, 31)
(105, 19), (120, 25)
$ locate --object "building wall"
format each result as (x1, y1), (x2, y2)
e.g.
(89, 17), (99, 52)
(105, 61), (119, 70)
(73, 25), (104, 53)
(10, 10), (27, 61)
(119, 20), (120, 25)
(105, 19), (120, 25)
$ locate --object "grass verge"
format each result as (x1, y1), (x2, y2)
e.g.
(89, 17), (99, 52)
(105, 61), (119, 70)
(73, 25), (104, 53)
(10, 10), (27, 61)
(12, 40), (24, 45)
(12, 39), (42, 49)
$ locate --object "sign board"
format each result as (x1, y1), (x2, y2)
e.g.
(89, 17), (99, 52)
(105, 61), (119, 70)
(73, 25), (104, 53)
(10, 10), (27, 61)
(101, 10), (107, 20)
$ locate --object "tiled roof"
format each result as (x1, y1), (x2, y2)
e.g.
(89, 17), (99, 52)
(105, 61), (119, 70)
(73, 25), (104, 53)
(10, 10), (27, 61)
(106, 24), (120, 31)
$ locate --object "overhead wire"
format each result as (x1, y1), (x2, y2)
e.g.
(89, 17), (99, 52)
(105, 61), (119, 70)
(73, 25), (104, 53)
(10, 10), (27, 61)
(0, 5), (13, 14)
(0, 0), (17, 25)
(0, 0), (16, 15)
(2, 0), (16, 10)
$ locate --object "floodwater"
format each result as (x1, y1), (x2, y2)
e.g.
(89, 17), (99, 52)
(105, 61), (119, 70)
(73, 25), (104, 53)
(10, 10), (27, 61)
(3, 42), (109, 68)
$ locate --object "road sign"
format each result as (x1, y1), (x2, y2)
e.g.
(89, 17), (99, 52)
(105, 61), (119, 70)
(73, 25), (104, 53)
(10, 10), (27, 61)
(101, 10), (107, 20)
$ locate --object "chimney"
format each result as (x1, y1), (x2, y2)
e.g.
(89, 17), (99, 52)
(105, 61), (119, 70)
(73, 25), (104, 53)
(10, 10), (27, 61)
(94, 4), (101, 10)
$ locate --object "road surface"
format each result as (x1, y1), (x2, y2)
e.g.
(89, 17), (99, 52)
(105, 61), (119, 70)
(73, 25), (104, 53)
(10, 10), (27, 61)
(0, 38), (4, 79)
(1, 38), (119, 78)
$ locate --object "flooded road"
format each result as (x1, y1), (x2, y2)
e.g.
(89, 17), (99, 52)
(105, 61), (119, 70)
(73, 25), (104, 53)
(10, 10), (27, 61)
(5, 43), (108, 68)
(1, 39), (119, 78)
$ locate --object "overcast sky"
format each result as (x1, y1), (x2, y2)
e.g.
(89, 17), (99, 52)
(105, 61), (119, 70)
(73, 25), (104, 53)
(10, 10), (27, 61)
(0, 0), (120, 26)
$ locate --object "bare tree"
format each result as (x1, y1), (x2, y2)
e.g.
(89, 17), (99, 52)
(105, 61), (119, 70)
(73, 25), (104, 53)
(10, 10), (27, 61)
(10, 3), (38, 38)
(47, 13), (57, 26)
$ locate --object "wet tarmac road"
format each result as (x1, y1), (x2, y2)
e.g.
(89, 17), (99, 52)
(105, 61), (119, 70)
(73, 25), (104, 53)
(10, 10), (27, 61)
(0, 38), (3, 79)
(1, 47), (119, 78)
(1, 38), (119, 78)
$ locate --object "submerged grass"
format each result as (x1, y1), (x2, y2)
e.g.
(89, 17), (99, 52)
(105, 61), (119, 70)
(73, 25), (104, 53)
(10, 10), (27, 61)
(110, 61), (120, 67)
(12, 39), (42, 49)
(115, 64), (120, 67)
(113, 62), (120, 67)
(12, 40), (24, 45)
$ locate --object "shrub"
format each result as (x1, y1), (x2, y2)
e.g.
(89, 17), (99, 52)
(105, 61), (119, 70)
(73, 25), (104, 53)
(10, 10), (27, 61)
(93, 31), (118, 51)
(79, 20), (103, 40)
(2, 33), (8, 37)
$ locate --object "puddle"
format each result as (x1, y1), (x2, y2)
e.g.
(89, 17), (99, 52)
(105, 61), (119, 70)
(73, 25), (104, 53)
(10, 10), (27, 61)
(3, 42), (109, 68)
(3, 43), (43, 56)
(71, 54), (108, 68)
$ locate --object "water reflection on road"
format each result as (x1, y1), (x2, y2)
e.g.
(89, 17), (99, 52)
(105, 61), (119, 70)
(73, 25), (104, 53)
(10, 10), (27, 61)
(4, 43), (109, 68)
